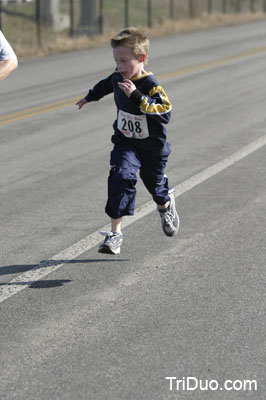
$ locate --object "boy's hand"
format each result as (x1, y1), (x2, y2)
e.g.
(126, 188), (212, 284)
(76, 98), (88, 109)
(118, 79), (136, 98)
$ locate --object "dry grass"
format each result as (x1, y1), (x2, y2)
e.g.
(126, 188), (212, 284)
(148, 11), (266, 36)
(14, 11), (266, 60)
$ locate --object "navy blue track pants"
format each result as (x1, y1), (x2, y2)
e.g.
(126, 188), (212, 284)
(105, 143), (171, 219)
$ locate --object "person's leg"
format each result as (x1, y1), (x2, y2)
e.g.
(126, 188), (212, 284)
(111, 217), (122, 234)
(105, 144), (141, 220)
(140, 153), (179, 237)
(99, 144), (140, 254)
(140, 153), (170, 206)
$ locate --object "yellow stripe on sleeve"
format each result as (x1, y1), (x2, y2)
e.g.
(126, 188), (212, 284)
(140, 86), (172, 115)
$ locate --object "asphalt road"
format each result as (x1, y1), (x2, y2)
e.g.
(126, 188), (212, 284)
(0, 21), (266, 399)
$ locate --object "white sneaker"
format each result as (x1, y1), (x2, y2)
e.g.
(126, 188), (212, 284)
(158, 193), (179, 237)
(98, 231), (123, 255)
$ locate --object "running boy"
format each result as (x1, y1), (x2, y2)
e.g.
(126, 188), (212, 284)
(76, 27), (179, 254)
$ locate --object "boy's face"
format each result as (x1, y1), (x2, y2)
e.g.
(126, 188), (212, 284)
(113, 45), (145, 80)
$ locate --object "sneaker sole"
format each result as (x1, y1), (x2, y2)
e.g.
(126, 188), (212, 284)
(163, 228), (178, 237)
(98, 245), (121, 255)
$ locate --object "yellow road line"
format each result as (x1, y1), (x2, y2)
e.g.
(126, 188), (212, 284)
(1, 45), (266, 126)
(0, 96), (81, 125)
(157, 45), (266, 81)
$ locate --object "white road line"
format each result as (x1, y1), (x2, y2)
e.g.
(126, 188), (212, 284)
(1, 134), (266, 303)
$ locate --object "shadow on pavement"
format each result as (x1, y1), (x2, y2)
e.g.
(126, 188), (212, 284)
(0, 279), (72, 288)
(0, 258), (130, 276)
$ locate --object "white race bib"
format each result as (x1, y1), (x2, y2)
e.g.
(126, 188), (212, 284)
(117, 110), (149, 139)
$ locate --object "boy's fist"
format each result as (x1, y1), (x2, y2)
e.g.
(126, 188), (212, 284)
(118, 79), (136, 98)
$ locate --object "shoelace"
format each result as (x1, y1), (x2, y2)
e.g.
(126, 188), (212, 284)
(99, 231), (114, 242)
(99, 231), (122, 243)
(160, 211), (176, 230)
(99, 231), (114, 237)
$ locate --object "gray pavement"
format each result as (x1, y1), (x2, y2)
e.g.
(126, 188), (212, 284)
(0, 21), (266, 399)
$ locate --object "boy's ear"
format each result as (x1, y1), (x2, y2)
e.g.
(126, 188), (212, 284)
(139, 54), (146, 63)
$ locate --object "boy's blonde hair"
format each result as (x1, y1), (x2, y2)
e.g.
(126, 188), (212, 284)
(110, 26), (149, 65)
